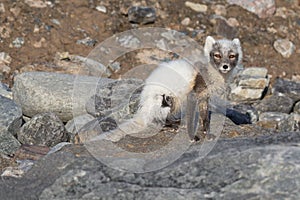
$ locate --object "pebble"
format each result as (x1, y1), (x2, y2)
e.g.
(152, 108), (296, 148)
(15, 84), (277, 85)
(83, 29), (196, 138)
(212, 4), (227, 16)
(227, 0), (276, 18)
(227, 18), (240, 27)
(0, 52), (12, 65)
(11, 37), (25, 48)
(0, 3), (5, 13)
(185, 1), (207, 13)
(181, 17), (191, 26)
(76, 37), (97, 47)
(24, 0), (47, 8)
(96, 5), (107, 13)
(17, 112), (69, 147)
(0, 95), (22, 135)
(13, 72), (113, 122)
(273, 39), (295, 58)
(128, 6), (156, 25)
(0, 25), (12, 38)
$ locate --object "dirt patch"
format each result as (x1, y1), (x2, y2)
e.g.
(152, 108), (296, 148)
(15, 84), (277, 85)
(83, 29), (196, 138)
(0, 0), (299, 86)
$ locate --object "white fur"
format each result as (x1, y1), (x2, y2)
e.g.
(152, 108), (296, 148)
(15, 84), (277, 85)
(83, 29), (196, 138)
(101, 59), (197, 142)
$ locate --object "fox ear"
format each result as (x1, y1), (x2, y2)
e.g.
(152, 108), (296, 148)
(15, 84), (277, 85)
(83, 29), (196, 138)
(204, 36), (216, 59)
(232, 38), (241, 46)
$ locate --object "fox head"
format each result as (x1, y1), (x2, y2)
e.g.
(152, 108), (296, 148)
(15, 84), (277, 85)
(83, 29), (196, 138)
(204, 36), (242, 76)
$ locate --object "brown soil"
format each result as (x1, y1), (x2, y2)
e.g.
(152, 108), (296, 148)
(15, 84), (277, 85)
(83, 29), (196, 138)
(0, 0), (299, 86)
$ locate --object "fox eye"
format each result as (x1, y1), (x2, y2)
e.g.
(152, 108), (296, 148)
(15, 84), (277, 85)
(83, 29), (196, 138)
(214, 53), (222, 59)
(229, 54), (236, 60)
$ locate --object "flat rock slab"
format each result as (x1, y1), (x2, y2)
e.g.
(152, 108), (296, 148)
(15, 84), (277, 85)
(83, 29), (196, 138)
(0, 131), (300, 199)
(13, 72), (113, 122)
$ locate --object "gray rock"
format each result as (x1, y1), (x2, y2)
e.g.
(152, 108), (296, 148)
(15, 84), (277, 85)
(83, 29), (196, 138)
(279, 113), (300, 132)
(0, 127), (21, 155)
(273, 38), (295, 58)
(0, 95), (22, 135)
(0, 82), (12, 99)
(13, 72), (113, 122)
(229, 67), (269, 102)
(1, 131), (300, 199)
(294, 101), (300, 114)
(257, 112), (289, 129)
(128, 6), (156, 25)
(85, 79), (143, 119)
(17, 112), (69, 147)
(227, 0), (276, 18)
(241, 67), (268, 77)
(254, 94), (294, 114)
(272, 78), (300, 101)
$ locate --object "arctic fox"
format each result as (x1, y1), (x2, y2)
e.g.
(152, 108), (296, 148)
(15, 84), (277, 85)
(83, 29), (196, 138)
(96, 36), (243, 142)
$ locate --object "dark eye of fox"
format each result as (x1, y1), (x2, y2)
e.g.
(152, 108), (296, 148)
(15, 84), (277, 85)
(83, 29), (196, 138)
(214, 53), (222, 59)
(229, 54), (236, 60)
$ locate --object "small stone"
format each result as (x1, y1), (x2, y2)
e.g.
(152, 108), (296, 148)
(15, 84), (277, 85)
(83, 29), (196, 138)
(273, 39), (295, 58)
(0, 25), (12, 38)
(50, 19), (61, 26)
(18, 112), (69, 147)
(108, 62), (121, 73)
(0, 52), (12, 65)
(227, 0), (276, 18)
(128, 6), (156, 25)
(181, 17), (191, 26)
(0, 3), (5, 13)
(0, 95), (22, 135)
(279, 113), (300, 132)
(24, 0), (47, 8)
(185, 1), (207, 13)
(254, 94), (294, 114)
(10, 7), (21, 17)
(227, 18), (240, 27)
(33, 37), (46, 48)
(76, 37), (97, 47)
(96, 5), (107, 13)
(11, 37), (25, 48)
(212, 4), (227, 16)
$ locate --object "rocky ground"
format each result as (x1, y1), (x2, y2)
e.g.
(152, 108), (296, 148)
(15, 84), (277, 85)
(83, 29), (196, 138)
(0, 0), (300, 199)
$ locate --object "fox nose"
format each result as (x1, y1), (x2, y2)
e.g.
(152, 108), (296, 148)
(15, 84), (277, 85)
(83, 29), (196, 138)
(223, 65), (229, 70)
